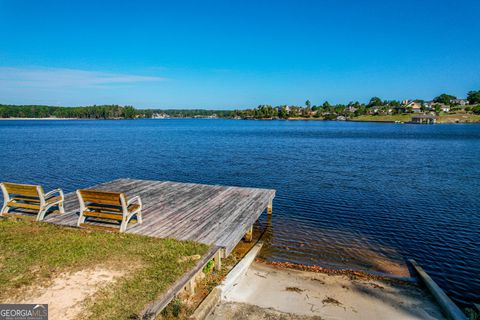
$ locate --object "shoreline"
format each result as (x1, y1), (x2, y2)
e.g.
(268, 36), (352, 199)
(256, 258), (415, 284)
(349, 119), (480, 124)
(0, 117), (80, 120)
(1, 116), (479, 124)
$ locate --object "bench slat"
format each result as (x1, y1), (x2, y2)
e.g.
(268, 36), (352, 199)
(79, 189), (123, 206)
(86, 205), (122, 212)
(85, 203), (140, 213)
(7, 201), (40, 210)
(83, 211), (123, 221)
(11, 196), (41, 203)
(3, 183), (40, 197)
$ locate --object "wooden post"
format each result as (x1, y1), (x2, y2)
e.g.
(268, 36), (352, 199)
(186, 278), (196, 296)
(267, 199), (273, 215)
(244, 225), (253, 242)
(214, 249), (222, 271)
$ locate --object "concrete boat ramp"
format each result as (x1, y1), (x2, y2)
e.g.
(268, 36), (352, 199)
(207, 262), (445, 320)
(193, 243), (465, 320)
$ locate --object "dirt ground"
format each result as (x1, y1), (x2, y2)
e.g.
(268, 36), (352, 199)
(11, 268), (125, 320)
(207, 262), (445, 320)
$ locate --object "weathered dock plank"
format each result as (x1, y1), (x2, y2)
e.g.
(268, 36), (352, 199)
(44, 178), (275, 254)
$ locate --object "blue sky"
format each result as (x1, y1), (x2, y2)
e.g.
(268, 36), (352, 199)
(0, 0), (479, 109)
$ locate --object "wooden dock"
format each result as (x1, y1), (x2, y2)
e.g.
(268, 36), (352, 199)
(44, 178), (275, 256)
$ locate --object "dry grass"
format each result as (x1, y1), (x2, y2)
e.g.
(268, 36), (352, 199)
(353, 112), (480, 123)
(438, 112), (480, 123)
(352, 114), (413, 123)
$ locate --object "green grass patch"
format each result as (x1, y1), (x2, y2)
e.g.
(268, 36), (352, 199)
(353, 112), (480, 123)
(202, 259), (214, 273)
(0, 220), (209, 319)
(438, 112), (480, 123)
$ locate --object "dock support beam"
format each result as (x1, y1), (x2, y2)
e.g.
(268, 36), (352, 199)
(214, 249), (222, 271)
(244, 225), (253, 242)
(267, 199), (273, 215)
(186, 277), (196, 296)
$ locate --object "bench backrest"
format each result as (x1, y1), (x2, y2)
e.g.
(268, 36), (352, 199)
(77, 189), (127, 210)
(1, 182), (43, 199)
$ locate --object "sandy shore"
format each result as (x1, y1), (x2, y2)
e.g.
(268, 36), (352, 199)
(9, 268), (125, 320)
(207, 261), (444, 320)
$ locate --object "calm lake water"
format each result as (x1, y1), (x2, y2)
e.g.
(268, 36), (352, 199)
(0, 119), (479, 306)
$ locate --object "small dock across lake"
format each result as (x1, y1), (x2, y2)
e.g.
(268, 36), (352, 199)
(44, 178), (276, 256)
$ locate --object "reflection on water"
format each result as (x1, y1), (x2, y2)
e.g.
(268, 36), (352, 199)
(0, 119), (479, 306)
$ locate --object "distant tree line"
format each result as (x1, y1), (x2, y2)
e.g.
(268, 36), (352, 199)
(0, 104), (233, 119)
(0, 104), (136, 119)
(1, 89), (479, 120)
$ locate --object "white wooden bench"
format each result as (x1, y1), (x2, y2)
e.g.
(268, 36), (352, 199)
(76, 189), (143, 232)
(0, 182), (65, 221)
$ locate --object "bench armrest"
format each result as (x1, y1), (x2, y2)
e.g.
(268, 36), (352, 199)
(127, 195), (142, 207)
(45, 188), (64, 200)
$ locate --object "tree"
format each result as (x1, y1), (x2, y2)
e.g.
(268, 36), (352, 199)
(355, 106), (367, 116)
(368, 97), (383, 107)
(388, 100), (401, 107)
(334, 105), (345, 114)
(305, 100), (311, 108)
(349, 101), (361, 108)
(279, 106), (288, 119)
(323, 113), (337, 120)
(433, 93), (456, 105)
(467, 90), (480, 104)
(124, 106), (136, 119)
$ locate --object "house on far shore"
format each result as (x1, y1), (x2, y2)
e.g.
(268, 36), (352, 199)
(440, 104), (451, 112)
(423, 102), (450, 112)
(450, 99), (469, 106)
(411, 114), (438, 124)
(423, 101), (434, 110)
(405, 101), (423, 113)
(152, 112), (170, 119)
(346, 106), (357, 113)
(369, 105), (382, 114)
